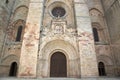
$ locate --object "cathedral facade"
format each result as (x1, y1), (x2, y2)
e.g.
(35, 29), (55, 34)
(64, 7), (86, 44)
(0, 0), (120, 78)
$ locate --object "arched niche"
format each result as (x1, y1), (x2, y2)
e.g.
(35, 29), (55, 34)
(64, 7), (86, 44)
(12, 6), (28, 22)
(97, 55), (114, 76)
(92, 22), (106, 43)
(8, 19), (25, 42)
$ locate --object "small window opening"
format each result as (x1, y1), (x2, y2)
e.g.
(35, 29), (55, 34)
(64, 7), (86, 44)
(16, 26), (23, 42)
(93, 28), (99, 42)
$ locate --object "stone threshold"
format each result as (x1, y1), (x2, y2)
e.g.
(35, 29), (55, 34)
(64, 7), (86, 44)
(0, 77), (120, 80)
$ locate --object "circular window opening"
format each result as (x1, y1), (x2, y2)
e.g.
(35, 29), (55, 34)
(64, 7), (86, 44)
(52, 7), (66, 17)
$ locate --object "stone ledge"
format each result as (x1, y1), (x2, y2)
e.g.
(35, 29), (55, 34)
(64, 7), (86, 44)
(0, 77), (120, 80)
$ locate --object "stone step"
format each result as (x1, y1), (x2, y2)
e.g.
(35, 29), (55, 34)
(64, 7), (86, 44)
(0, 77), (120, 80)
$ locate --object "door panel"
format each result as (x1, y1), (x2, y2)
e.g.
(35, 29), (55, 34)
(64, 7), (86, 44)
(50, 52), (67, 77)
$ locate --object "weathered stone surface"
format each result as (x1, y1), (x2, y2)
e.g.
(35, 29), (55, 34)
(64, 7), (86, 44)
(0, 0), (120, 78)
(0, 77), (120, 80)
(18, 0), (43, 78)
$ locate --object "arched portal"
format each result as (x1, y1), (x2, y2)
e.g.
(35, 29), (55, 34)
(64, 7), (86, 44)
(98, 62), (106, 76)
(39, 40), (80, 78)
(9, 62), (17, 77)
(50, 52), (67, 77)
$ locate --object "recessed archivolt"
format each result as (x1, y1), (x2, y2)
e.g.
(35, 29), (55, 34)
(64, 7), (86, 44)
(1, 54), (19, 65)
(92, 22), (103, 29)
(90, 8), (103, 16)
(97, 55), (113, 65)
(38, 40), (80, 77)
(12, 19), (25, 27)
(8, 19), (25, 28)
(40, 40), (79, 60)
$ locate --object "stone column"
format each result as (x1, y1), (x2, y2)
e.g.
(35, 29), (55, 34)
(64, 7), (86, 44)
(18, 0), (43, 78)
(74, 0), (98, 77)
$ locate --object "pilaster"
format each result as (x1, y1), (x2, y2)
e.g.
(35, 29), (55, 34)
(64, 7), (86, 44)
(18, 0), (43, 78)
(74, 0), (98, 77)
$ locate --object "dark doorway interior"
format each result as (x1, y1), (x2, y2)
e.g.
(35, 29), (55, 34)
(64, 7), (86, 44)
(50, 52), (67, 77)
(98, 62), (106, 76)
(9, 62), (17, 77)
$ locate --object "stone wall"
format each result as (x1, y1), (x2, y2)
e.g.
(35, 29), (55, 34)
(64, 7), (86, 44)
(18, 0), (43, 78)
(74, 0), (98, 77)
(0, 0), (29, 77)
(0, 0), (15, 76)
(0, 0), (119, 78)
(86, 0), (114, 76)
(102, 0), (120, 44)
(101, 0), (120, 76)
(0, 0), (15, 59)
